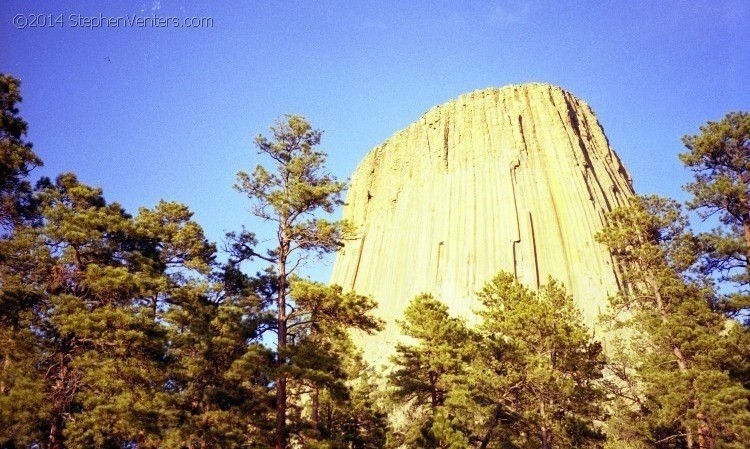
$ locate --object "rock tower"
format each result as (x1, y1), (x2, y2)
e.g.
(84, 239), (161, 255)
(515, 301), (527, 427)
(330, 84), (634, 365)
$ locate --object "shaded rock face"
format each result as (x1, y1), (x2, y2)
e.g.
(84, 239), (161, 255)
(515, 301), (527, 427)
(331, 84), (634, 365)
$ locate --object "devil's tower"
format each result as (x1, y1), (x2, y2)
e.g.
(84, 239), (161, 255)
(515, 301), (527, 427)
(331, 84), (634, 365)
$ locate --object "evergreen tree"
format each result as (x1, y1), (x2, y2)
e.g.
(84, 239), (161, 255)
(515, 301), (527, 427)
(0, 173), (224, 448)
(0, 225), (49, 447)
(0, 75), (52, 446)
(388, 278), (605, 449)
(679, 111), (750, 319)
(230, 115), (376, 449)
(388, 294), (472, 449)
(296, 335), (388, 449)
(596, 195), (750, 448)
(160, 266), (276, 448)
(0, 74), (42, 231)
(282, 280), (382, 446)
(456, 273), (605, 449)
(315, 359), (388, 449)
(0, 78), (384, 448)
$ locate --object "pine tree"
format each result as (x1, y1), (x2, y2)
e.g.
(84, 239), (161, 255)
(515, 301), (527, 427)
(0, 229), (49, 447)
(388, 278), (605, 448)
(388, 294), (473, 448)
(314, 357), (389, 449)
(0, 76), (48, 447)
(231, 115), (372, 449)
(596, 195), (750, 448)
(0, 74), (42, 231)
(291, 328), (388, 449)
(160, 265), (276, 448)
(1, 80), (385, 448)
(0, 173), (224, 448)
(679, 111), (750, 318)
(281, 280), (382, 446)
(452, 273), (605, 449)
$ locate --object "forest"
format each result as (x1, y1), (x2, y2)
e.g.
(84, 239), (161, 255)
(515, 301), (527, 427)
(1, 73), (749, 449)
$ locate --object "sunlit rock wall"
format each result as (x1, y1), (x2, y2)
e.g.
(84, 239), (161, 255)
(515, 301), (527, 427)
(331, 84), (634, 366)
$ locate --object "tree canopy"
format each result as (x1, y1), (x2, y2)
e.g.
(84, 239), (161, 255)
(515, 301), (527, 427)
(0, 78), (385, 449)
(680, 111), (750, 318)
(388, 275), (606, 449)
(2, 72), (749, 449)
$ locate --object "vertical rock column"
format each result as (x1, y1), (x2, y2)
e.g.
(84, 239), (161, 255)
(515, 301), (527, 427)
(331, 84), (634, 366)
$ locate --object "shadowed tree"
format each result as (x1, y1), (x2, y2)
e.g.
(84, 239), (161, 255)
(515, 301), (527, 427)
(160, 267), (276, 448)
(0, 74), (42, 232)
(0, 74), (47, 448)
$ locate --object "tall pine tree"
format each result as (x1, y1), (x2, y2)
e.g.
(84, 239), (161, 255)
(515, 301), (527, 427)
(679, 111), (750, 319)
(230, 115), (380, 449)
(597, 195), (750, 448)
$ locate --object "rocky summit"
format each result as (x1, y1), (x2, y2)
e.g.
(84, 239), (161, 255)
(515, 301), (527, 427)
(330, 83), (635, 366)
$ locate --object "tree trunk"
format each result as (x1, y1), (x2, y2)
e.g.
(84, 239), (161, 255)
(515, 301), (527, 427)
(49, 352), (68, 449)
(743, 222), (750, 272)
(540, 424), (551, 449)
(697, 424), (713, 449)
(275, 250), (288, 449)
(327, 403), (333, 432)
(539, 399), (551, 449)
(312, 383), (319, 429)
(151, 293), (158, 320)
(49, 417), (64, 449)
(429, 373), (439, 410)
(695, 406), (714, 448)
(0, 324), (12, 394)
(647, 276), (697, 447)
(648, 276), (689, 371)
(479, 405), (502, 449)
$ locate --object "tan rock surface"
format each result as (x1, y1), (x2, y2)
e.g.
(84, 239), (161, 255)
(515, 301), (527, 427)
(330, 83), (634, 366)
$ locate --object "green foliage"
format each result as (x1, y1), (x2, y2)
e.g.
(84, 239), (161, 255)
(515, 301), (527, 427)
(302, 351), (389, 449)
(230, 115), (383, 448)
(232, 114), (348, 260)
(597, 195), (750, 448)
(285, 279), (383, 446)
(681, 111), (750, 227)
(1, 173), (188, 447)
(391, 294), (471, 409)
(6, 73), (748, 449)
(680, 111), (750, 318)
(159, 279), (276, 448)
(0, 74), (42, 231)
(389, 278), (605, 449)
(463, 274), (605, 449)
(0, 321), (48, 447)
(1, 170), (272, 447)
(0, 100), (385, 448)
(388, 294), (472, 448)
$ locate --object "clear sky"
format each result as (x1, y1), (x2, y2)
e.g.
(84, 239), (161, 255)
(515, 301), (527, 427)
(2, 1), (749, 281)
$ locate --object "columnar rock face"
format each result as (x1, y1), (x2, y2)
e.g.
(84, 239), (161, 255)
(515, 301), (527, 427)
(331, 84), (634, 366)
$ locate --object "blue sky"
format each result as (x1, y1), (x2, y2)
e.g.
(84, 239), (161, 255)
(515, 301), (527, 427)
(2, 1), (749, 280)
